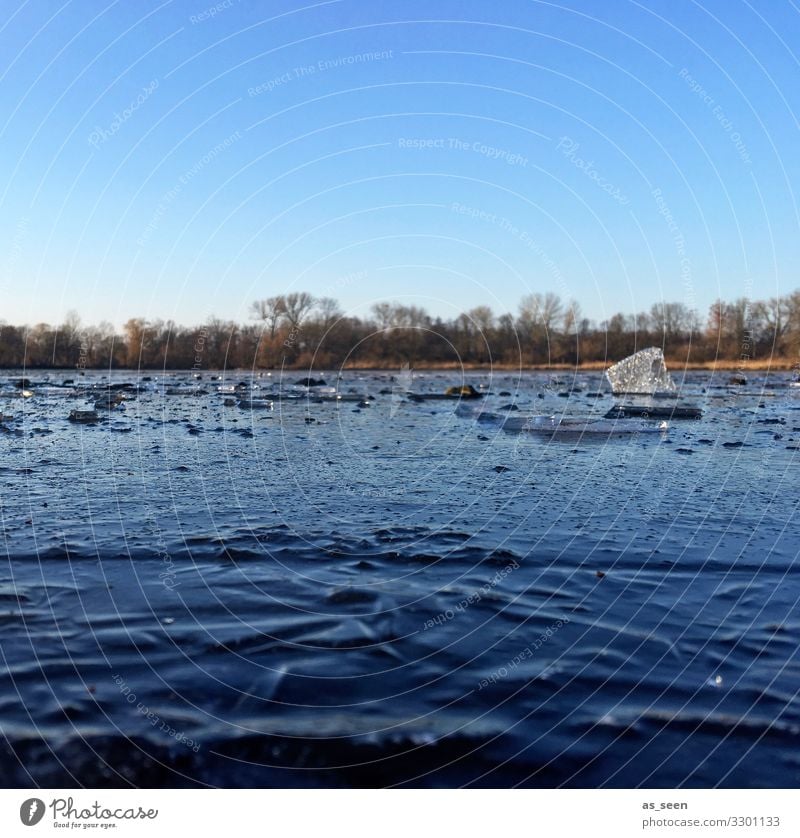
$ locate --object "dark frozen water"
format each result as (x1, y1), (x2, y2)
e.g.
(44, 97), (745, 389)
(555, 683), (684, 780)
(1, 369), (798, 787)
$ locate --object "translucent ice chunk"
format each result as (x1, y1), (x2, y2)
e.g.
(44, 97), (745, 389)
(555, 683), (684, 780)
(605, 347), (676, 395)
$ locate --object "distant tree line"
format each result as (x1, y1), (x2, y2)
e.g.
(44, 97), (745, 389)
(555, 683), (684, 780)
(2, 290), (800, 369)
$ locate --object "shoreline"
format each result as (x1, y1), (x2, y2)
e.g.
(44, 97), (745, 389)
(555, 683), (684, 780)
(3, 359), (797, 373)
(335, 359), (799, 372)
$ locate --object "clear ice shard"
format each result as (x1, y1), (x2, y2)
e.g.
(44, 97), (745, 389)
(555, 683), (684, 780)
(604, 347), (676, 395)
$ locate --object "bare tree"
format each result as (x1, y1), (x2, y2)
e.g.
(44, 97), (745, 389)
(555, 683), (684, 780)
(371, 302), (393, 331)
(123, 318), (148, 368)
(519, 292), (563, 333)
(562, 299), (582, 335)
(282, 292), (315, 328)
(468, 305), (494, 335)
(706, 298), (750, 357)
(316, 297), (342, 330)
(250, 296), (286, 339)
(751, 296), (788, 353)
(650, 301), (692, 343)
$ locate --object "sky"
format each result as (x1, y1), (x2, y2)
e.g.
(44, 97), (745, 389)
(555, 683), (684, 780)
(0, 0), (798, 329)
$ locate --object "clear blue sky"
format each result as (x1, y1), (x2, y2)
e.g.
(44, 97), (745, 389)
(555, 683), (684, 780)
(0, 0), (798, 329)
